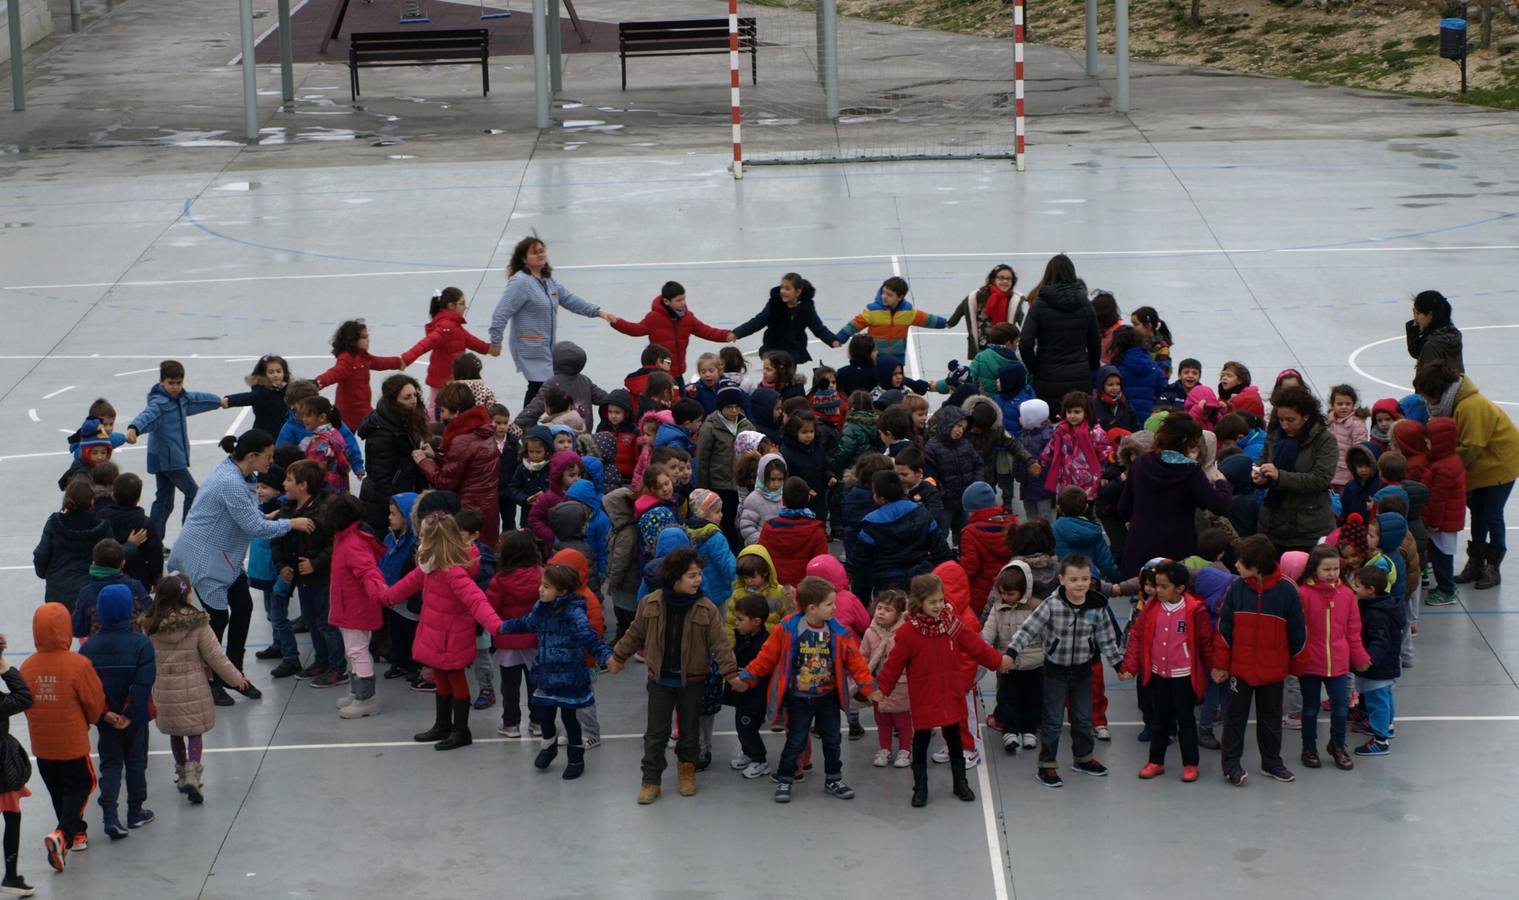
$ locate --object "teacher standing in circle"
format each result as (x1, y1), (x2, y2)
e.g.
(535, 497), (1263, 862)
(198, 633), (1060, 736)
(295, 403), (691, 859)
(489, 236), (620, 406)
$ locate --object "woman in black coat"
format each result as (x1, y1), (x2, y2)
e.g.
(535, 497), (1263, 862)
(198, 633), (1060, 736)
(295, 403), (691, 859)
(356, 374), (430, 535)
(1018, 254), (1101, 407)
(1117, 416), (1232, 577)
(1405, 290), (1464, 376)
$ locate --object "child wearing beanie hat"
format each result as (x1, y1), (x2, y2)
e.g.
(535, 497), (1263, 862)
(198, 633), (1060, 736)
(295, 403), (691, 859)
(960, 481), (1016, 617)
(78, 584), (157, 838)
(1015, 400), (1054, 522)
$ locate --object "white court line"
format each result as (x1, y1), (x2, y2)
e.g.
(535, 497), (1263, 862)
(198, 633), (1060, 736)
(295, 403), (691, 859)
(7, 243), (1519, 291)
(225, 406), (251, 437)
(1348, 325), (1519, 408)
(0, 355), (330, 361)
(26, 410), (38, 422)
(41, 385), (75, 400)
(976, 726), (1011, 900)
(113, 367), (163, 377)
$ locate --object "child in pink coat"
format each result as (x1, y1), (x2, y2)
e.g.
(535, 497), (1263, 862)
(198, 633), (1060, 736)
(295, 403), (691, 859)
(859, 590), (912, 769)
(1326, 385), (1371, 490)
(1292, 545), (1370, 771)
(327, 496), (392, 719)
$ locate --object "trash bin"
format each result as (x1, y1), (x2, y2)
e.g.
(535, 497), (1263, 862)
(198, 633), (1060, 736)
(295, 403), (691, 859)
(1440, 18), (1467, 60)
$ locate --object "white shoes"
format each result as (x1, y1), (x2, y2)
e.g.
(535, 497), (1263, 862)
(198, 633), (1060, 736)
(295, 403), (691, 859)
(337, 696), (379, 718)
(931, 746), (950, 764)
(893, 749), (912, 768)
(741, 760), (771, 779)
(529, 723), (542, 738)
(584, 736), (601, 750)
(336, 693), (356, 710)
(731, 754), (753, 770)
(1002, 732), (1020, 752)
(1095, 725), (1111, 741)
(872, 749), (891, 767)
(1021, 733), (1038, 749)
(931, 747), (981, 766)
(498, 724), (522, 738)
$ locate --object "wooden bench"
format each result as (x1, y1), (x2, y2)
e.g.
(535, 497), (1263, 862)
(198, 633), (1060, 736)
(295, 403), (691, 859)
(618, 18), (758, 91)
(348, 29), (491, 101)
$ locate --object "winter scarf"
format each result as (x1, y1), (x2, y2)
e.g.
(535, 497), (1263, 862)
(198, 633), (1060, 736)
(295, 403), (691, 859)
(905, 608), (954, 637)
(1428, 378), (1461, 419)
(1044, 420), (1101, 493)
(982, 284), (1012, 326)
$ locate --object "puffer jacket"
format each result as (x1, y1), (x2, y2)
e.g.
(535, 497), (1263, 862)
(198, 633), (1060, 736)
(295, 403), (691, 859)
(1358, 592), (1406, 682)
(781, 430), (832, 500)
(1120, 594), (1214, 700)
(937, 561), (998, 693)
(725, 545), (796, 636)
(499, 593), (611, 707)
(613, 589), (738, 686)
(1292, 579), (1370, 678)
(878, 607), (1004, 729)
(357, 406), (425, 505)
(805, 555), (869, 637)
(486, 565), (543, 651)
(77, 587), (155, 725)
(731, 280), (837, 365)
(860, 622), (910, 713)
(328, 522), (390, 631)
(687, 519), (738, 610)
(548, 549), (607, 667)
(1052, 514), (1120, 582)
(612, 295), (730, 377)
(407, 308), (491, 390)
(33, 508), (111, 607)
(959, 506), (1015, 616)
(847, 499), (944, 598)
(224, 376), (289, 438)
(528, 450), (583, 549)
(738, 453), (786, 544)
(0, 669), (33, 791)
(1326, 408), (1371, 488)
(1117, 451), (1232, 577)
(832, 409), (881, 479)
(758, 512), (827, 587)
(418, 405), (501, 546)
(1115, 345), (1168, 420)
(1018, 280), (1100, 404)
(146, 607), (243, 738)
(1213, 572), (1306, 686)
(127, 383), (223, 474)
(602, 488), (642, 598)
(380, 562), (505, 671)
(565, 480), (610, 582)
(697, 411), (750, 492)
(924, 406), (984, 514)
(1422, 417), (1467, 533)
(21, 603), (106, 759)
(511, 341), (612, 429)
(983, 582), (1045, 671)
(1256, 420), (1338, 549)
(314, 349), (409, 429)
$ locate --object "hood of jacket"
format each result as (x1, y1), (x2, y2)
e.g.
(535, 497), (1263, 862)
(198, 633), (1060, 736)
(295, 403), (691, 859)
(749, 387), (783, 436)
(522, 424), (555, 455)
(805, 554), (849, 593)
(1346, 441), (1382, 476)
(962, 394), (1002, 432)
(548, 501), (588, 542)
(1376, 511), (1408, 554)
(999, 558), (1037, 608)
(1425, 416), (1458, 460)
(548, 450), (583, 488)
(601, 389), (635, 426)
(874, 355), (905, 392)
(1186, 385), (1221, 412)
(1034, 280), (1089, 313)
(753, 452), (786, 493)
(97, 584), (137, 631)
(603, 487), (637, 528)
(33, 602), (73, 652)
(49, 508), (110, 547)
(565, 479), (601, 512)
(552, 341), (588, 376)
(1371, 397), (1403, 422)
(441, 405), (493, 449)
(644, 527), (693, 583)
(1096, 364), (1123, 394)
(1218, 453), (1254, 492)
(932, 561), (974, 616)
(733, 544), (780, 595)
(932, 404), (970, 440)
(548, 548), (590, 585)
(1132, 447), (1209, 488)
(1389, 418), (1426, 459)
(389, 492), (418, 537)
(1193, 566), (1236, 605)
(997, 361), (1029, 397)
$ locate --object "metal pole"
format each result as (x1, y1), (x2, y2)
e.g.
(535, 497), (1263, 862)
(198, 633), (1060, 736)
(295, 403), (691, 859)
(239, 0), (259, 140)
(278, 0), (295, 102)
(1115, 0), (1129, 112)
(531, 0), (549, 128)
(1084, 0), (1097, 77)
(728, 0), (742, 179)
(548, 0), (561, 93)
(6, 0), (23, 111)
(820, 0), (839, 120)
(69, 0), (79, 32)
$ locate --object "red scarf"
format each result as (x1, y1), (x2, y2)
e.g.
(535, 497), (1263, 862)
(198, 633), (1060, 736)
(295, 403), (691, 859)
(440, 405), (490, 452)
(1043, 420), (1101, 493)
(982, 284), (1012, 325)
(906, 609), (956, 637)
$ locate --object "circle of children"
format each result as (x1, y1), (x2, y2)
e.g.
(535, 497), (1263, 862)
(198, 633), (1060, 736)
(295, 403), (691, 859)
(13, 236), (1515, 888)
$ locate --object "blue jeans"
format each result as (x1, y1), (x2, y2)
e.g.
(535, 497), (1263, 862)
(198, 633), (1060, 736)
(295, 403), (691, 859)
(149, 468), (199, 537)
(776, 693), (842, 783)
(1199, 679), (1226, 728)
(96, 722), (149, 819)
(1357, 681), (1396, 740)
(1040, 662), (1094, 765)
(1468, 480), (1515, 551)
(297, 584), (343, 671)
(265, 586), (298, 661)
(1299, 673), (1351, 749)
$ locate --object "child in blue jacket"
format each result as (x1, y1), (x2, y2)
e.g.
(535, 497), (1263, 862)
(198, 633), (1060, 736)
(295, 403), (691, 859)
(124, 360), (224, 536)
(1051, 488), (1120, 583)
(78, 585), (157, 838)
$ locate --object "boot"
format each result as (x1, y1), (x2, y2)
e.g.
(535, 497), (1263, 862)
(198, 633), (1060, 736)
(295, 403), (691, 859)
(534, 739), (559, 770)
(1476, 548), (1504, 590)
(434, 700), (473, 750)
(413, 694), (452, 743)
(339, 677), (381, 718)
(562, 744), (586, 780)
(183, 763), (204, 804)
(1455, 541), (1485, 585)
(950, 750), (975, 802)
(336, 684), (357, 710)
(911, 749), (929, 807)
(102, 808), (128, 841)
(677, 761), (699, 796)
(174, 763), (188, 795)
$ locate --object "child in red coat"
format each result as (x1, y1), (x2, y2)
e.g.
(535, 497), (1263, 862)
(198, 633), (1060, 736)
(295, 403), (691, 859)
(1120, 560), (1214, 783)
(1421, 417), (1468, 605)
(486, 531), (544, 738)
(610, 282), (734, 380)
(758, 478), (828, 587)
(878, 573), (1013, 807)
(406, 288), (492, 417)
(957, 482), (1015, 617)
(314, 320), (414, 429)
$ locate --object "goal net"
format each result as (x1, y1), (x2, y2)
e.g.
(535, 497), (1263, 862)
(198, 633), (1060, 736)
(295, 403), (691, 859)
(734, 0), (1019, 165)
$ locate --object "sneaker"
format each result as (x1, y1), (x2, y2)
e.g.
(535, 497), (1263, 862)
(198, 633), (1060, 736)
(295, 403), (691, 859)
(0, 875), (35, 896)
(1002, 733), (1020, 754)
(584, 736), (602, 751)
(1197, 726), (1221, 750)
(43, 830), (66, 872)
(824, 778), (855, 799)
(1036, 768), (1064, 788)
(872, 749), (891, 767)
(255, 645), (282, 661)
(71, 832), (88, 851)
(498, 724), (522, 738)
(383, 665), (409, 679)
(269, 659), (302, 679)
(848, 719), (866, 741)
(1021, 733), (1038, 749)
(773, 782), (793, 803)
(1350, 718), (1372, 734)
(963, 750), (981, 768)
(1095, 725), (1111, 741)
(473, 687), (496, 710)
(1420, 564), (1434, 589)
(1424, 589), (1458, 607)
(1226, 767), (1248, 787)
(1262, 764), (1296, 782)
(294, 664), (326, 681)
(1283, 713), (1302, 731)
(931, 746), (950, 764)
(310, 670), (349, 689)
(411, 679), (436, 693)
(742, 761), (771, 780)
(730, 754), (754, 770)
(557, 735), (568, 747)
(1354, 739), (1391, 757)
(1137, 762), (1165, 779)
(529, 723), (542, 738)
(1072, 759), (1108, 777)
(893, 750), (912, 768)
(1301, 748), (1322, 768)
(127, 808), (155, 829)
(1181, 765), (1200, 783)
(985, 714), (1004, 733)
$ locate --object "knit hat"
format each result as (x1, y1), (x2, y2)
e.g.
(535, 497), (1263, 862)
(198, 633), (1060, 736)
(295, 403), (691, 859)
(97, 584), (135, 627)
(78, 418), (113, 460)
(734, 430), (765, 459)
(1337, 513), (1368, 558)
(873, 389), (904, 410)
(716, 387), (746, 410)
(961, 481), (998, 513)
(688, 488), (723, 519)
(257, 464), (286, 491)
(415, 490), (462, 521)
(1019, 399), (1050, 432)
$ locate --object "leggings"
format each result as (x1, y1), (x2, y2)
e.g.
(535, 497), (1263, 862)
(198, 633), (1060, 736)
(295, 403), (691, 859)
(341, 628), (374, 679)
(170, 735), (204, 765)
(432, 668), (471, 700)
(3, 811), (18, 880)
(205, 574), (254, 673)
(875, 707), (912, 752)
(539, 706), (583, 748)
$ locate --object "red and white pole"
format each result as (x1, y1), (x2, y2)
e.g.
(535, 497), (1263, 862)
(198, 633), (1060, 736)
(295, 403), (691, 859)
(728, 0), (744, 179)
(1014, 0), (1026, 172)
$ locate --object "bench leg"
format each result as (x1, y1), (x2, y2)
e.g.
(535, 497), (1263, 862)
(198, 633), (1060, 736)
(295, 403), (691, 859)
(483, 55), (490, 95)
(752, 47), (757, 85)
(620, 54), (626, 91)
(349, 64), (358, 102)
